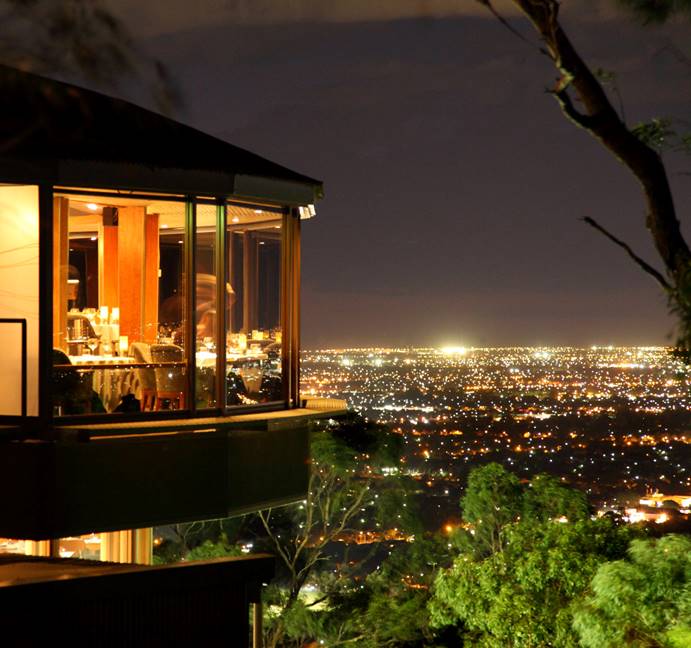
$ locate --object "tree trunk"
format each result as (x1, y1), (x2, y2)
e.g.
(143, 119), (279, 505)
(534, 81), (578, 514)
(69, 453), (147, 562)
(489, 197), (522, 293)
(509, 0), (691, 278)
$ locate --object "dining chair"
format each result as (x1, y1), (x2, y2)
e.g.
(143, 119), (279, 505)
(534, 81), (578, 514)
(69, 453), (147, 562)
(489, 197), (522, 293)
(150, 343), (186, 410)
(130, 342), (156, 411)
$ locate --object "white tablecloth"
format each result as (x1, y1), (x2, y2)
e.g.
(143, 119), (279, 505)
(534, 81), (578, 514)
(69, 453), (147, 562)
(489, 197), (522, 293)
(69, 355), (136, 411)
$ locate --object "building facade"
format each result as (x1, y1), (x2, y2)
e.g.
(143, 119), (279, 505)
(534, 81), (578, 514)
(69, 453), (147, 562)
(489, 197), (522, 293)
(0, 65), (342, 644)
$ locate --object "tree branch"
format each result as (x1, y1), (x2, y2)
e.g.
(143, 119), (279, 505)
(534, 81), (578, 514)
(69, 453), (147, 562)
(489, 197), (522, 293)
(475, 0), (536, 49)
(502, 0), (691, 280)
(551, 86), (595, 131)
(583, 216), (671, 290)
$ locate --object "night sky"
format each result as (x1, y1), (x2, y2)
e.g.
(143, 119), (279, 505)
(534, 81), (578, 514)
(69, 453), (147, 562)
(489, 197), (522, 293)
(110, 1), (691, 348)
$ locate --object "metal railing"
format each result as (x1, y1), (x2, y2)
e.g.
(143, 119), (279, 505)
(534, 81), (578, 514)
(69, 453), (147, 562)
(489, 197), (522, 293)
(0, 318), (27, 417)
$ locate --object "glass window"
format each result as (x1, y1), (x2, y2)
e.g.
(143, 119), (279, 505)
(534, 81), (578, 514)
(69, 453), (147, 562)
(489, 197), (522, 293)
(195, 203), (219, 409)
(0, 185), (39, 417)
(226, 204), (283, 407)
(51, 193), (188, 415)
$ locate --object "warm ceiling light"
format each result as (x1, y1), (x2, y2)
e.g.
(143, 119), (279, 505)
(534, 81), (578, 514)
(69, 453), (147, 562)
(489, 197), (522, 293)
(86, 203), (98, 211)
(161, 224), (169, 229)
(232, 216), (240, 223)
(254, 209), (263, 214)
(90, 236), (97, 241)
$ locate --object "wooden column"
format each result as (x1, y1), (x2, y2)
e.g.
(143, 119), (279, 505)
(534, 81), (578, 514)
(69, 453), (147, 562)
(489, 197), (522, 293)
(99, 224), (119, 310)
(132, 527), (154, 565)
(143, 213), (160, 343)
(117, 206), (146, 342)
(52, 196), (69, 351)
(24, 540), (50, 557)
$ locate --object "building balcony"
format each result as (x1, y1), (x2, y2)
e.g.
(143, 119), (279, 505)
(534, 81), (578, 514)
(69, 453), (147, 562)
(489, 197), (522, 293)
(0, 403), (346, 541)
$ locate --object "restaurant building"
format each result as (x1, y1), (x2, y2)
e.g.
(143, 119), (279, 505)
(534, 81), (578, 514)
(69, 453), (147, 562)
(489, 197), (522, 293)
(0, 64), (343, 644)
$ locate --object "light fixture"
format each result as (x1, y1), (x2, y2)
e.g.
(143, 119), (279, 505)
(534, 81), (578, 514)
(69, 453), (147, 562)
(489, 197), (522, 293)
(231, 216), (240, 223)
(161, 224), (169, 229)
(90, 236), (97, 241)
(254, 209), (263, 214)
(86, 203), (98, 211)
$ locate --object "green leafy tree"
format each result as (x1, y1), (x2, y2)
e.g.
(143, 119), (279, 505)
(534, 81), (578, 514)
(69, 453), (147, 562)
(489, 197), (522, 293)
(430, 516), (638, 647)
(460, 462), (522, 555)
(429, 464), (640, 646)
(573, 534), (691, 648)
(523, 473), (589, 524)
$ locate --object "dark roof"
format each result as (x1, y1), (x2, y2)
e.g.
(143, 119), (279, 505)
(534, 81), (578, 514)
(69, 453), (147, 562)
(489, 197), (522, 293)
(0, 65), (322, 203)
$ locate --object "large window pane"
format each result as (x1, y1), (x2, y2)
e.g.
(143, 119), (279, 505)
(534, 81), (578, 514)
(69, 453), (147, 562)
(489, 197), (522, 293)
(51, 193), (188, 415)
(226, 204), (283, 407)
(0, 185), (38, 417)
(195, 203), (218, 409)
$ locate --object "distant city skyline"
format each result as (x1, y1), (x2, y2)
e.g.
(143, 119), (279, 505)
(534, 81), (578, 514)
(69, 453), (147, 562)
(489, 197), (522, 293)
(105, 2), (691, 347)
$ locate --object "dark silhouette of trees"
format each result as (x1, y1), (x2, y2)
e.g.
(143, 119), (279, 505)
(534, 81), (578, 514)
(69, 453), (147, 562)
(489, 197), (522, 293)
(0, 0), (178, 111)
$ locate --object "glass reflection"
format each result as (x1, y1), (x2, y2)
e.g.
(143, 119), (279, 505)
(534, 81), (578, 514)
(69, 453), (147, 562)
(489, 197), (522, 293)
(225, 205), (283, 407)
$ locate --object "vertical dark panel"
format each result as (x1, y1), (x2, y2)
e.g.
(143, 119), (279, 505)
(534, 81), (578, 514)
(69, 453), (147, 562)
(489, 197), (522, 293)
(38, 185), (54, 426)
(215, 201), (226, 411)
(291, 210), (301, 408)
(281, 211), (290, 406)
(185, 199), (196, 413)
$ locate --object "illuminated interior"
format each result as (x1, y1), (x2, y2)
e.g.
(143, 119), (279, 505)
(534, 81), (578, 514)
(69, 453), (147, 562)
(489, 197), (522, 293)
(0, 530), (152, 564)
(51, 191), (284, 416)
(0, 185), (39, 417)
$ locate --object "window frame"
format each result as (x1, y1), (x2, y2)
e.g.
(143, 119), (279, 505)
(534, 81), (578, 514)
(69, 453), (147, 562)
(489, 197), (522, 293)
(14, 185), (302, 428)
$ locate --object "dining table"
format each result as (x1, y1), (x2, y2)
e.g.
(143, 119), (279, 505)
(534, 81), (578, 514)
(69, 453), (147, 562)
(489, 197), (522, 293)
(195, 349), (268, 393)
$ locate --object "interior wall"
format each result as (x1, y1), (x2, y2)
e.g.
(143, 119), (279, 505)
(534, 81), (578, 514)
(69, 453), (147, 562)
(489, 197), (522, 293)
(0, 185), (39, 416)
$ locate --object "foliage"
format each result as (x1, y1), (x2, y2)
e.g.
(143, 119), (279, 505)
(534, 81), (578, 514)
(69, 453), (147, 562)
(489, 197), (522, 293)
(431, 515), (639, 647)
(631, 119), (678, 151)
(617, 0), (691, 25)
(429, 464), (644, 647)
(522, 473), (589, 524)
(153, 517), (248, 563)
(573, 534), (691, 648)
(183, 536), (243, 562)
(358, 535), (456, 647)
(460, 462), (522, 556)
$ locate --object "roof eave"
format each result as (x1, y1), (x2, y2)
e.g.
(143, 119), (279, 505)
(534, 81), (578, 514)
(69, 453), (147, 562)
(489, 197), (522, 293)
(0, 157), (323, 206)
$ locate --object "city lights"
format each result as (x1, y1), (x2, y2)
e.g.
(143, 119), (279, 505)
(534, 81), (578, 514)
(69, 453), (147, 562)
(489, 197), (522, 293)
(302, 345), (691, 528)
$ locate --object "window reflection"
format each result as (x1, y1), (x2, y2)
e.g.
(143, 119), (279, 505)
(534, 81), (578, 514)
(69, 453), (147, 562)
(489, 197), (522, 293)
(51, 193), (188, 415)
(195, 204), (218, 409)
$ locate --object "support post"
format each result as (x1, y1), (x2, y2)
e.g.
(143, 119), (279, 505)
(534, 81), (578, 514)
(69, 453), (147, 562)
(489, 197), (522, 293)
(252, 602), (263, 648)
